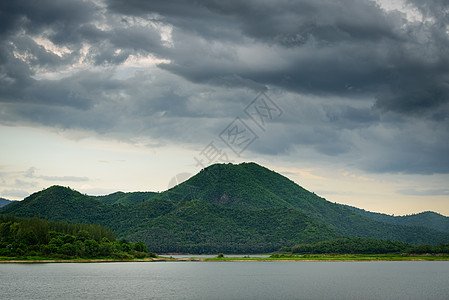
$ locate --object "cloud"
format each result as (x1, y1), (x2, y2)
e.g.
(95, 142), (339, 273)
(0, 0), (448, 176)
(107, 0), (449, 117)
(25, 167), (89, 182)
(397, 188), (449, 196)
(0, 189), (30, 200)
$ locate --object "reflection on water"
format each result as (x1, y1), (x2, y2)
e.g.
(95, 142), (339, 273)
(1, 261), (449, 300)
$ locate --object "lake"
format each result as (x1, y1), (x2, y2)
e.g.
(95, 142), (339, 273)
(1, 261), (449, 299)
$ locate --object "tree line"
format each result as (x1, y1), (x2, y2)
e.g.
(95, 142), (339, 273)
(0, 215), (155, 259)
(280, 237), (449, 255)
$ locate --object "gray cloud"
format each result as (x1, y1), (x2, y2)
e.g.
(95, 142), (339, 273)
(0, 0), (448, 175)
(107, 0), (449, 125)
(25, 167), (89, 182)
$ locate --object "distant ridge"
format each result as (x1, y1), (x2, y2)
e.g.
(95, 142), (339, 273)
(345, 205), (449, 233)
(1, 162), (448, 253)
(0, 198), (13, 208)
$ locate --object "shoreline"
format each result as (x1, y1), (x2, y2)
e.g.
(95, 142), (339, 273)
(2, 255), (449, 263)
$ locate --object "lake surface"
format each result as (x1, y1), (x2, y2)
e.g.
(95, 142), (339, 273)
(1, 261), (449, 299)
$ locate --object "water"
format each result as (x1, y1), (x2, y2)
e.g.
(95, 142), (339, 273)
(1, 261), (449, 299)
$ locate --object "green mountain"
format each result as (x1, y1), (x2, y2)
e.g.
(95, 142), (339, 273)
(0, 186), (118, 225)
(1, 163), (448, 253)
(345, 206), (449, 232)
(0, 185), (338, 253)
(163, 163), (449, 243)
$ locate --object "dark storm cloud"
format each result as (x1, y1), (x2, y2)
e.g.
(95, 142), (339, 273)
(1, 0), (448, 175)
(0, 0), (96, 37)
(0, 0), (168, 110)
(108, 0), (449, 116)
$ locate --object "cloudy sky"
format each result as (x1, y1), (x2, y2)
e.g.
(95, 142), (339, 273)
(1, 0), (448, 215)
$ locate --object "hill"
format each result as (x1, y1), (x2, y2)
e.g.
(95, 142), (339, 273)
(0, 186), (339, 253)
(1, 163), (449, 253)
(163, 163), (449, 244)
(1, 186), (116, 224)
(0, 198), (13, 208)
(345, 206), (449, 232)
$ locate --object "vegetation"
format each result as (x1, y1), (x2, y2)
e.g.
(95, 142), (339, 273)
(164, 163), (449, 245)
(1, 163), (448, 254)
(205, 254), (449, 261)
(280, 238), (449, 255)
(346, 206), (449, 232)
(0, 186), (341, 253)
(407, 243), (449, 254)
(284, 238), (409, 254)
(93, 191), (158, 206)
(126, 201), (339, 253)
(0, 215), (156, 259)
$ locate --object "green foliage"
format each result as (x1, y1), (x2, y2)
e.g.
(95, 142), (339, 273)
(0, 186), (115, 225)
(346, 206), (449, 233)
(287, 238), (449, 255)
(0, 215), (152, 259)
(94, 191), (158, 206)
(290, 238), (411, 254)
(126, 200), (340, 253)
(407, 243), (449, 254)
(134, 241), (148, 252)
(163, 163), (449, 246)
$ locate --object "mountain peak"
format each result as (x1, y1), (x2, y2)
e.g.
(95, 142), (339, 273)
(0, 184), (104, 222)
(165, 162), (295, 209)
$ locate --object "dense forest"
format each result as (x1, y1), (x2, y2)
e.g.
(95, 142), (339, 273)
(0, 215), (155, 259)
(1, 163), (449, 254)
(282, 238), (410, 254)
(280, 237), (449, 255)
(345, 206), (449, 232)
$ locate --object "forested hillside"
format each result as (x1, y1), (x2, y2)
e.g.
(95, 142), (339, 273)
(1, 163), (448, 253)
(345, 206), (449, 232)
(282, 237), (449, 255)
(94, 191), (158, 206)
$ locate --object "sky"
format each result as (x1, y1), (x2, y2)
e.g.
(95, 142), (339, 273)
(1, 0), (448, 216)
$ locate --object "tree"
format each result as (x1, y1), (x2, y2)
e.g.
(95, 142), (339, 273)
(61, 243), (75, 256)
(76, 230), (90, 242)
(134, 241), (148, 252)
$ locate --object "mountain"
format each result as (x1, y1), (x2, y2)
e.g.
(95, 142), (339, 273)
(345, 206), (449, 233)
(163, 163), (449, 242)
(0, 198), (13, 208)
(0, 185), (339, 253)
(0, 186), (122, 226)
(1, 163), (448, 253)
